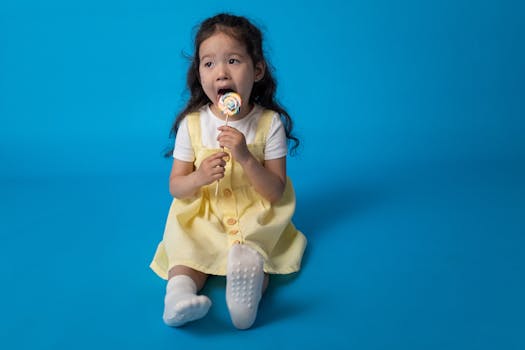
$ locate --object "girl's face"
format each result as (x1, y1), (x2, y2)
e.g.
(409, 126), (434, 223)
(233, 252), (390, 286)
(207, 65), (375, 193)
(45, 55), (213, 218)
(198, 31), (265, 120)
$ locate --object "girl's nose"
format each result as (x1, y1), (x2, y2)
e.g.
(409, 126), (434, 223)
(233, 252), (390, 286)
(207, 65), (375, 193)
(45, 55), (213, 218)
(216, 62), (230, 80)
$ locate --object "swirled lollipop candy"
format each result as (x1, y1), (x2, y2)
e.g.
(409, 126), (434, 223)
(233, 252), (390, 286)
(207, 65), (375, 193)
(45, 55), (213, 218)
(218, 92), (242, 117)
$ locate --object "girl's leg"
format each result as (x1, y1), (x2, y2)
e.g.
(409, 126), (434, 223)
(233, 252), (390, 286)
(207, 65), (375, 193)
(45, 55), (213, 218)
(226, 244), (266, 329)
(262, 273), (269, 294)
(163, 265), (212, 327)
(168, 265), (209, 290)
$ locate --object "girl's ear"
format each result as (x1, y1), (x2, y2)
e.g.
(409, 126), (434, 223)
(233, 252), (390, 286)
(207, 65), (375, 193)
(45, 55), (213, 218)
(254, 61), (266, 82)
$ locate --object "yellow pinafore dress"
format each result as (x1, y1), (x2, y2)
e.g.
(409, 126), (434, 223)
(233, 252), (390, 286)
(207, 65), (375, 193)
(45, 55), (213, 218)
(150, 109), (307, 279)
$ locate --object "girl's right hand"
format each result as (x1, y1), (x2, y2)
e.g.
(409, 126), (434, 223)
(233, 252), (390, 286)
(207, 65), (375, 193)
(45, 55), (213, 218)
(195, 152), (228, 186)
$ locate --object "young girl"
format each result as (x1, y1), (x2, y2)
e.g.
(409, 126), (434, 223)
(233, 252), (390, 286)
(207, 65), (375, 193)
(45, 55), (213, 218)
(150, 13), (307, 330)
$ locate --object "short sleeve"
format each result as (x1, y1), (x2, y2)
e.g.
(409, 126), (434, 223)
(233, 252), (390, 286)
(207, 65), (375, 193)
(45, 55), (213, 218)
(172, 117), (195, 162)
(264, 114), (288, 160)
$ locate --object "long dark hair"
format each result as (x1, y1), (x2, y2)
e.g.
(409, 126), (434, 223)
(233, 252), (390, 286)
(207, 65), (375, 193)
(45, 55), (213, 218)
(165, 13), (299, 157)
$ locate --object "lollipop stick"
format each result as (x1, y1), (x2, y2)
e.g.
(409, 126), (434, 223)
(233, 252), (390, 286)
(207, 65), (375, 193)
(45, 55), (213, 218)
(215, 115), (229, 196)
(214, 91), (240, 197)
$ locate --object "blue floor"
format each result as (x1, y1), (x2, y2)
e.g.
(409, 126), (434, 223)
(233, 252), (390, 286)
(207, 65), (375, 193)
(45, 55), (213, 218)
(1, 1), (524, 348)
(1, 158), (524, 349)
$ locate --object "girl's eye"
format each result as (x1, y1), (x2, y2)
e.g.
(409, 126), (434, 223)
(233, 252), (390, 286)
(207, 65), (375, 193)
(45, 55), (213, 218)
(228, 58), (240, 64)
(203, 61), (214, 68)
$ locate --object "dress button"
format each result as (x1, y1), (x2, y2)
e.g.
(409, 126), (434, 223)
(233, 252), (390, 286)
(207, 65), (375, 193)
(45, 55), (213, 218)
(223, 189), (233, 197)
(227, 218), (237, 225)
(229, 229), (239, 235)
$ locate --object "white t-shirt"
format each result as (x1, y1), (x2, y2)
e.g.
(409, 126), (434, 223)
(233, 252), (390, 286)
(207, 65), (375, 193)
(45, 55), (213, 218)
(173, 104), (288, 162)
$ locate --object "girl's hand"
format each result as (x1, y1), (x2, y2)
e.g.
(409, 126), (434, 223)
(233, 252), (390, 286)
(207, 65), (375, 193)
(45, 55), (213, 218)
(217, 126), (251, 163)
(195, 152), (228, 186)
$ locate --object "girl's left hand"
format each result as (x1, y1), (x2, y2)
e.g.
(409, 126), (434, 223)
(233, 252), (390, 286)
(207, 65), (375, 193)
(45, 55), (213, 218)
(217, 125), (251, 164)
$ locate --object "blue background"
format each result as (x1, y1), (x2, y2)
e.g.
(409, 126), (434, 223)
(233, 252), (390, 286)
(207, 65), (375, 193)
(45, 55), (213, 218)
(1, 0), (524, 349)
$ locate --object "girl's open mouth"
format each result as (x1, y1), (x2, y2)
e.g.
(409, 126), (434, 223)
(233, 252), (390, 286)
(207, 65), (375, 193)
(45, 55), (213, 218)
(218, 88), (235, 96)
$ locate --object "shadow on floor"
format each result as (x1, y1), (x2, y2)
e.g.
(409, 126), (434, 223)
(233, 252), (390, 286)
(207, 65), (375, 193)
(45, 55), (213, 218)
(292, 179), (393, 267)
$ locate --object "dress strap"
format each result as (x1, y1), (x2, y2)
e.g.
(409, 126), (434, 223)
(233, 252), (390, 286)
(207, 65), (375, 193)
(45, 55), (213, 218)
(254, 109), (275, 144)
(186, 112), (202, 149)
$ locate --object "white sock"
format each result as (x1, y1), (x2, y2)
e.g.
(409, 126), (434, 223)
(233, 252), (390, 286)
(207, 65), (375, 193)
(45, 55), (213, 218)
(226, 244), (264, 329)
(163, 275), (211, 327)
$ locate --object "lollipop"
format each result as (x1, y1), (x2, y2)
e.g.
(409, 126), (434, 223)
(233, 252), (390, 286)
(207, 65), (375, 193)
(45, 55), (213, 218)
(215, 91), (242, 196)
(218, 91), (242, 117)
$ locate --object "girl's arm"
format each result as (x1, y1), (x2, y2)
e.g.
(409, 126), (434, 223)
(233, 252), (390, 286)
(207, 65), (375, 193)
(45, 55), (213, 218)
(238, 155), (286, 203)
(169, 152), (228, 199)
(217, 125), (286, 203)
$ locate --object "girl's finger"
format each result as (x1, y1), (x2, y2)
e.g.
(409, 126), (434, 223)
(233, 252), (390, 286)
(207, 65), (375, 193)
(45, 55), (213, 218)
(210, 152), (227, 161)
(213, 159), (226, 168)
(212, 167), (225, 176)
(218, 135), (237, 144)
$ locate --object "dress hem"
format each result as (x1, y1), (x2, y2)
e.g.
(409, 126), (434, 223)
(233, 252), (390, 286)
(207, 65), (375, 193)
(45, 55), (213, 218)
(149, 259), (302, 279)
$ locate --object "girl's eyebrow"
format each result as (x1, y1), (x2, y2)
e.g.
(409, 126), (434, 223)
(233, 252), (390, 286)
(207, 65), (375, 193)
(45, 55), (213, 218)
(200, 54), (214, 60)
(200, 51), (246, 61)
(227, 51), (246, 57)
